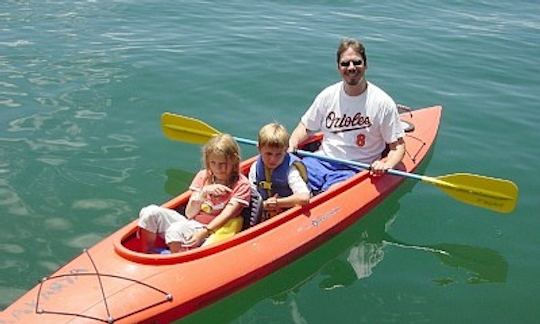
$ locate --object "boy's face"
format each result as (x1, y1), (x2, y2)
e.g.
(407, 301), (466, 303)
(259, 145), (286, 170)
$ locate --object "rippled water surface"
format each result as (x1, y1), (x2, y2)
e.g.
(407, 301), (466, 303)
(1, 0), (539, 323)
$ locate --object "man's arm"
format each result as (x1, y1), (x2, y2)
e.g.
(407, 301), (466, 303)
(288, 122), (309, 152)
(370, 137), (405, 175)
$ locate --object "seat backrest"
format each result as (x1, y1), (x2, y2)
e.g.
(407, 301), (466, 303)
(241, 186), (264, 230)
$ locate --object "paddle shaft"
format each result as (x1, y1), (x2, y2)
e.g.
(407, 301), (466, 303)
(232, 136), (421, 180)
(161, 112), (518, 213)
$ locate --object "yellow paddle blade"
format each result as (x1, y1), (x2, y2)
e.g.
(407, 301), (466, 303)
(161, 112), (221, 144)
(423, 173), (518, 213)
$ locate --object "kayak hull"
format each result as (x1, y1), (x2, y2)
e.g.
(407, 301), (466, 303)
(1, 106), (442, 323)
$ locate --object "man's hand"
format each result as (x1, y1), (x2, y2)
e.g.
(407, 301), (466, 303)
(369, 160), (390, 177)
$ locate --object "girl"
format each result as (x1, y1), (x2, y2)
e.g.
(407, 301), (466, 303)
(138, 134), (251, 253)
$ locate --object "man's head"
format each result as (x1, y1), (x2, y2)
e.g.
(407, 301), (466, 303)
(258, 123), (289, 170)
(336, 38), (367, 65)
(336, 38), (367, 87)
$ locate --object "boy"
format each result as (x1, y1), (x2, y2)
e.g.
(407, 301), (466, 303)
(248, 123), (310, 224)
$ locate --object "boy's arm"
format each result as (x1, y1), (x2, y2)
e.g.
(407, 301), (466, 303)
(263, 167), (310, 210)
(265, 192), (310, 210)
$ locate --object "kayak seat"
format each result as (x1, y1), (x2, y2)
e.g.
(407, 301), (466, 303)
(401, 120), (415, 133)
(397, 104), (415, 132)
(241, 186), (264, 230)
(300, 140), (321, 152)
(173, 205), (186, 214)
(202, 216), (243, 246)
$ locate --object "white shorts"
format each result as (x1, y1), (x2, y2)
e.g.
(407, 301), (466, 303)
(138, 204), (205, 245)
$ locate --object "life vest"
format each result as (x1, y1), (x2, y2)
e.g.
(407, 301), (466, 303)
(243, 154), (309, 229)
(255, 153), (308, 200)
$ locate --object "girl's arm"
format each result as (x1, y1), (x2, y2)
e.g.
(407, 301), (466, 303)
(204, 200), (244, 233)
(185, 190), (204, 219)
(185, 170), (210, 219)
(185, 183), (232, 219)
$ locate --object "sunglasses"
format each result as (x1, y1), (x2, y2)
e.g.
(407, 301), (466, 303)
(339, 59), (364, 67)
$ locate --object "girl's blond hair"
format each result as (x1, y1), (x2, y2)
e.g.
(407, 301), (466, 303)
(202, 133), (241, 185)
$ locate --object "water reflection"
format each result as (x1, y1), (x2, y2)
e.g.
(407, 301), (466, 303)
(382, 235), (507, 284)
(320, 233), (386, 291)
(163, 168), (195, 196)
(427, 243), (508, 284)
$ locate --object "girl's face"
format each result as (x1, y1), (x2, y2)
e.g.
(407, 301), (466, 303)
(207, 153), (233, 182)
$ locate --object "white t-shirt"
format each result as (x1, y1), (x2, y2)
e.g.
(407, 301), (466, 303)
(301, 81), (404, 163)
(248, 161), (310, 196)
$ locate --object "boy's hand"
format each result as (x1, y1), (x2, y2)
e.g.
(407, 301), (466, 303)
(263, 195), (282, 212)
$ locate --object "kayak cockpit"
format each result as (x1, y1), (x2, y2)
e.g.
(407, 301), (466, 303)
(114, 135), (329, 264)
(113, 201), (311, 264)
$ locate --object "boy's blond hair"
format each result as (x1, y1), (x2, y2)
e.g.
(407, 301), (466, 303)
(202, 133), (241, 185)
(258, 123), (289, 149)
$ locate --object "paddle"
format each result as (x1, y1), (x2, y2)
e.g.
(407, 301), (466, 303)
(161, 112), (519, 213)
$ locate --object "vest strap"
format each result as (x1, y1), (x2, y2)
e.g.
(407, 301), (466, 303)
(258, 181), (272, 190)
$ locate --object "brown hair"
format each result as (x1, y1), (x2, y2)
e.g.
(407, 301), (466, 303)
(336, 38), (367, 65)
(202, 133), (241, 185)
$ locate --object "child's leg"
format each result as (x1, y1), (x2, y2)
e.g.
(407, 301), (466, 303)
(166, 219), (205, 252)
(138, 227), (158, 253)
(138, 204), (185, 253)
(168, 241), (186, 253)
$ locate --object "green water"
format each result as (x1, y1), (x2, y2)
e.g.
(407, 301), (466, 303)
(1, 1), (538, 323)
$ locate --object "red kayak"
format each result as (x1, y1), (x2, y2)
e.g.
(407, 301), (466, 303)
(0, 106), (442, 323)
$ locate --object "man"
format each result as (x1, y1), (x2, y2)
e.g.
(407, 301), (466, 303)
(289, 38), (405, 192)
